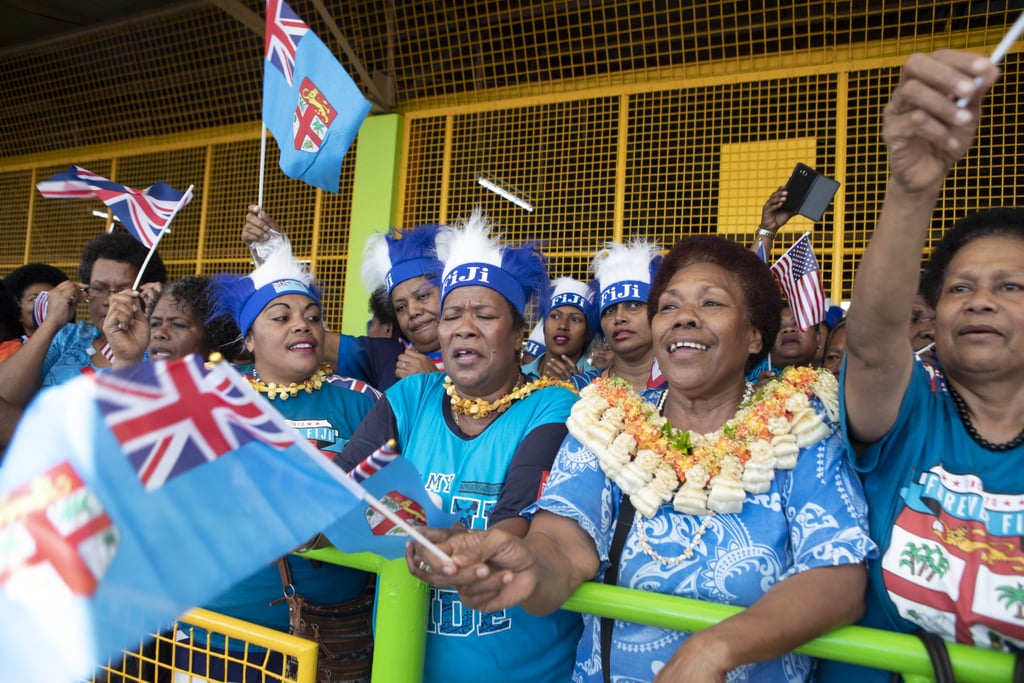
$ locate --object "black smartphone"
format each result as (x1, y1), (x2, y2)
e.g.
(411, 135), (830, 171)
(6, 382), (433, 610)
(782, 163), (815, 212)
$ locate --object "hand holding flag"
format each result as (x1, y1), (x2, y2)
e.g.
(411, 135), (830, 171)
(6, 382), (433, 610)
(0, 354), (446, 681)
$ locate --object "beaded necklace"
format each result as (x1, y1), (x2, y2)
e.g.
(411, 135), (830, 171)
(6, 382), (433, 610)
(948, 384), (1024, 451)
(249, 363), (331, 400)
(444, 374), (576, 420)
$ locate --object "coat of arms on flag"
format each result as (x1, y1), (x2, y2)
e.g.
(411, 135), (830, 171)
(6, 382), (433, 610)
(294, 77), (337, 153)
(0, 461), (119, 600)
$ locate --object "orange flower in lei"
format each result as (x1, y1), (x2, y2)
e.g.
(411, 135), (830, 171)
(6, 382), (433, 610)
(566, 366), (839, 518)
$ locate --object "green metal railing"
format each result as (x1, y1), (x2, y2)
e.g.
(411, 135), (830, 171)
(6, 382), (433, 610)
(300, 546), (1016, 683)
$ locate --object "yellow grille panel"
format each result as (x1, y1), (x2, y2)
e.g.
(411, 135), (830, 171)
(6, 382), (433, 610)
(1, 2), (1023, 314)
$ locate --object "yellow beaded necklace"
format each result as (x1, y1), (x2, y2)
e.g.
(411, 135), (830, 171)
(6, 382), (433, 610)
(248, 363), (331, 401)
(444, 374), (577, 419)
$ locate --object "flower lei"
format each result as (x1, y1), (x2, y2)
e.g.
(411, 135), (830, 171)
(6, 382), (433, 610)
(444, 374), (576, 419)
(567, 366), (840, 518)
(248, 363), (331, 400)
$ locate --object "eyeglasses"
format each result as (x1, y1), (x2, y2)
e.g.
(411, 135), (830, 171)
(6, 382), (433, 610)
(86, 283), (132, 299)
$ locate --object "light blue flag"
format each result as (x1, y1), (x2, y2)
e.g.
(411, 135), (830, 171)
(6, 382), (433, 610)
(263, 0), (371, 193)
(326, 456), (459, 560)
(0, 355), (368, 682)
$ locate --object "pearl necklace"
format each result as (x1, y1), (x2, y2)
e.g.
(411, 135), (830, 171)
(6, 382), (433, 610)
(948, 384), (1024, 452)
(444, 374), (576, 419)
(249, 363), (330, 400)
(634, 511), (714, 565)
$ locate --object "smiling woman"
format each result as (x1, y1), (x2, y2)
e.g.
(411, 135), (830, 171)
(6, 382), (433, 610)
(423, 234), (875, 683)
(199, 238), (382, 682)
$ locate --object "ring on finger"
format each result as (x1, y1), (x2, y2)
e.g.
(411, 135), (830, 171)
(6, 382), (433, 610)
(417, 560), (432, 574)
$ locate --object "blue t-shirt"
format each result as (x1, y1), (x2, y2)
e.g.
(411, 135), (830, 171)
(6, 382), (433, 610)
(41, 321), (101, 387)
(349, 372), (583, 683)
(821, 360), (1024, 682)
(204, 375), (380, 636)
(530, 389), (876, 683)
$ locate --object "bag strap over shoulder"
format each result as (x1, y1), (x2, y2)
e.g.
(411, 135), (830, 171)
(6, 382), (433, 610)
(601, 493), (635, 683)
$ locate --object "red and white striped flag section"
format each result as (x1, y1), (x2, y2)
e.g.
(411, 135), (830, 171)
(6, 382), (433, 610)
(770, 232), (826, 331)
(349, 439), (399, 482)
(37, 165), (193, 249)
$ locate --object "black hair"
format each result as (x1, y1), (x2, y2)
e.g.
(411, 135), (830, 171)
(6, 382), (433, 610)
(922, 208), (1024, 308)
(368, 286), (399, 338)
(0, 282), (23, 340)
(152, 276), (245, 362)
(78, 232), (167, 285)
(648, 235), (782, 372)
(2, 263), (69, 301)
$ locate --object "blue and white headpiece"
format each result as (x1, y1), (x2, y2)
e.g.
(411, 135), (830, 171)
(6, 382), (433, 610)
(361, 223), (444, 296)
(522, 319), (546, 358)
(542, 276), (598, 334)
(436, 208), (550, 315)
(591, 239), (661, 314)
(208, 237), (320, 338)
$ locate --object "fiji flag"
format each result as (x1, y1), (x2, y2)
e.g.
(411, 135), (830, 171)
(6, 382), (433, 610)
(263, 0), (371, 193)
(37, 165), (192, 248)
(0, 355), (369, 682)
(326, 442), (459, 560)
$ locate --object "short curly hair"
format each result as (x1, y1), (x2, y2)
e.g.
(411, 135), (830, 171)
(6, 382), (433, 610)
(3, 263), (69, 301)
(647, 235), (782, 372)
(151, 276), (245, 362)
(78, 232), (167, 285)
(922, 208), (1024, 309)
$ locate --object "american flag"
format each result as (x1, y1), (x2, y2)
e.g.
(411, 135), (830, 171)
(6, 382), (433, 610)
(93, 355), (296, 491)
(265, 0), (309, 86)
(770, 232), (826, 331)
(37, 165), (192, 248)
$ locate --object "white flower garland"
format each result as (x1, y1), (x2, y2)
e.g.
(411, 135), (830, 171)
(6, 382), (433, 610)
(567, 367), (840, 518)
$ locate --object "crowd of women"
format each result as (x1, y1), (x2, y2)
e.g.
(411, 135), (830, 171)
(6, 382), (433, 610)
(0, 48), (1021, 683)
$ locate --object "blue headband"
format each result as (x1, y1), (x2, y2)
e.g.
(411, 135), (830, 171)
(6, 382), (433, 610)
(551, 291), (590, 313)
(239, 278), (320, 337)
(523, 338), (545, 357)
(441, 263), (526, 313)
(384, 257), (438, 295)
(600, 280), (650, 313)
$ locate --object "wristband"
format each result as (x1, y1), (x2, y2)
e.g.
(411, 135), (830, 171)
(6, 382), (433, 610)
(755, 227), (776, 239)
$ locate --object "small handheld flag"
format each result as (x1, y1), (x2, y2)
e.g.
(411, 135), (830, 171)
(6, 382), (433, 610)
(37, 165), (193, 249)
(770, 232), (826, 332)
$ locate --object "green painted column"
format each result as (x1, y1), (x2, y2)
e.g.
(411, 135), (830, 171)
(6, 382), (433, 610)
(342, 113), (404, 335)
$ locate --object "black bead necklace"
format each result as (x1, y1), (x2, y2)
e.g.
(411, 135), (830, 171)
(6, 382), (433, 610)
(947, 384), (1024, 452)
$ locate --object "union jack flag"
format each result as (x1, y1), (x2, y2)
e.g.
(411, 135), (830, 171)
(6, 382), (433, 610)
(265, 0), (309, 86)
(93, 355), (296, 492)
(771, 232), (826, 332)
(37, 165), (192, 249)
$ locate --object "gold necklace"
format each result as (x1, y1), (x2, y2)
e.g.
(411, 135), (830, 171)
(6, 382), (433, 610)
(444, 374), (577, 419)
(249, 363), (331, 400)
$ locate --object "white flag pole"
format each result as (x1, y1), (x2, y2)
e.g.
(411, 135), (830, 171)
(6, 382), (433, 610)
(258, 123), (268, 209)
(131, 185), (194, 291)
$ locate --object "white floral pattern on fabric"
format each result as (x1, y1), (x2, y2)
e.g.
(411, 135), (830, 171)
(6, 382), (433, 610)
(526, 390), (877, 683)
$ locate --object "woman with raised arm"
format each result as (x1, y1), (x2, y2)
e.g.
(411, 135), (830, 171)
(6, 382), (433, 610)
(820, 51), (1014, 681)
(414, 234), (875, 682)
(243, 206), (445, 390)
